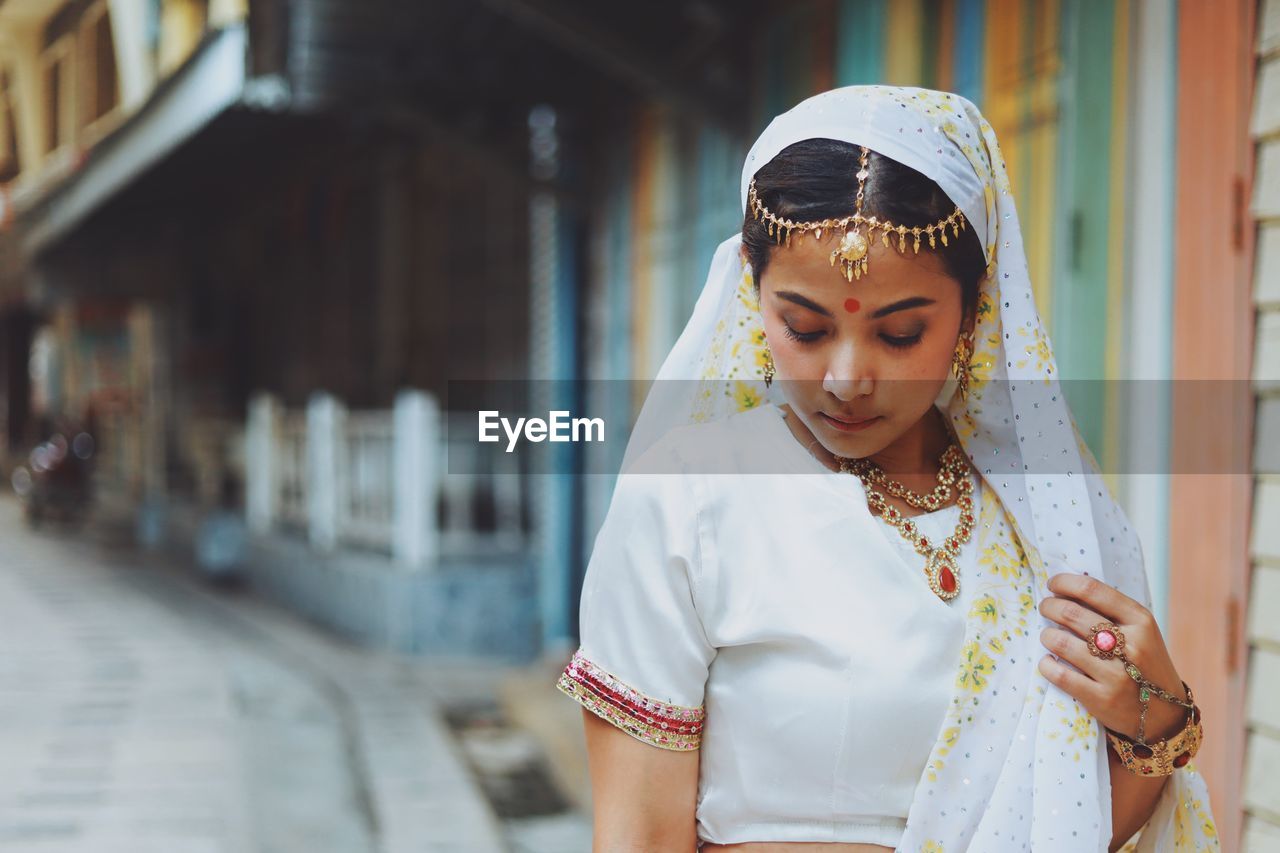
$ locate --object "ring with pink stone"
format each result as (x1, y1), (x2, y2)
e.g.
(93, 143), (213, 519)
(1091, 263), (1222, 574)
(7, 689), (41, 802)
(1086, 621), (1126, 661)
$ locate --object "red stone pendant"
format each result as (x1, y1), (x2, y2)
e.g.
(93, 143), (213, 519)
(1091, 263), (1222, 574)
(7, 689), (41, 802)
(926, 552), (960, 602)
(939, 566), (957, 594)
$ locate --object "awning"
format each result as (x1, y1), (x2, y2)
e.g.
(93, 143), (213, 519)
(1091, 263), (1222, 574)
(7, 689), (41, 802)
(20, 24), (252, 257)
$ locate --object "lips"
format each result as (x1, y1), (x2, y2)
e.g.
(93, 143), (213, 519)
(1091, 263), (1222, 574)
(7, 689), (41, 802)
(822, 411), (877, 426)
(817, 411), (882, 432)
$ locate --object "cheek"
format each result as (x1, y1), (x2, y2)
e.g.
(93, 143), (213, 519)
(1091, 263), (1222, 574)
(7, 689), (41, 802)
(768, 333), (816, 374)
(763, 321), (827, 379)
(873, 335), (959, 393)
(916, 335), (960, 377)
(896, 319), (962, 373)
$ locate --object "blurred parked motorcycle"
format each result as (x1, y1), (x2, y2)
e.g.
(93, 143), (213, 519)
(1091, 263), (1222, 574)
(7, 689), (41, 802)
(10, 423), (96, 527)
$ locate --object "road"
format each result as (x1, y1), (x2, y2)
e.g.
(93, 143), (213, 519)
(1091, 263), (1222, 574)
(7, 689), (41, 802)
(0, 497), (512, 853)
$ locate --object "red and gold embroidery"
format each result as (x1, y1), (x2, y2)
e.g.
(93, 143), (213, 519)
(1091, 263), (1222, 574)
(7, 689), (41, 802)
(556, 649), (705, 751)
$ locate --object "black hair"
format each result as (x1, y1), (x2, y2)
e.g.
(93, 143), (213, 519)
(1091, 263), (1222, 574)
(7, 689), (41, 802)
(742, 138), (986, 319)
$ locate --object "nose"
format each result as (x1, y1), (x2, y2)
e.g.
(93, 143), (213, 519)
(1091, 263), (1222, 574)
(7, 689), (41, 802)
(823, 341), (873, 400)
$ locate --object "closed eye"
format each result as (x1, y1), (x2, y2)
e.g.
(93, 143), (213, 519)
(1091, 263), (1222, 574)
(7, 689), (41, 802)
(781, 322), (826, 343)
(881, 331), (923, 349)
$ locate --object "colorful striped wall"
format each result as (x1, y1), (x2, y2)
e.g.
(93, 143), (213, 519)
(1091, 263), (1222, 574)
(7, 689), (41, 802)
(1167, 0), (1257, 843)
(612, 0), (1161, 449)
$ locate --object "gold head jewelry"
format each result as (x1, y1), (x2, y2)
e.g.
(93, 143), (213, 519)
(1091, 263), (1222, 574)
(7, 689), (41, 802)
(747, 145), (969, 282)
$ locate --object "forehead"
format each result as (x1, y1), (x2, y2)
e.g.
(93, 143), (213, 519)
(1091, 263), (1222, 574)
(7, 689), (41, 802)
(759, 234), (957, 300)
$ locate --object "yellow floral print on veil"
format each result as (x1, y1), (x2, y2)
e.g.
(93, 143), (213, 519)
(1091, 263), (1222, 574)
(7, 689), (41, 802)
(693, 265), (773, 421)
(1044, 697), (1099, 763)
(730, 380), (764, 412)
(969, 593), (1000, 626)
(1015, 324), (1055, 378)
(956, 639), (997, 693)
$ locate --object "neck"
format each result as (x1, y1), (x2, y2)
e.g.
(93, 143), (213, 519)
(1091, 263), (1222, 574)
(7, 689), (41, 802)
(868, 406), (952, 480)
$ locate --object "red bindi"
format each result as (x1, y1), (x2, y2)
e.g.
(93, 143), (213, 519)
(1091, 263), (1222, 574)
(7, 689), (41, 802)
(843, 297), (861, 313)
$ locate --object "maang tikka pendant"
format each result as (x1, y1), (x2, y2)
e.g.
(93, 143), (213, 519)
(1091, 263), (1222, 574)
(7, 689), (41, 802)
(831, 227), (869, 281)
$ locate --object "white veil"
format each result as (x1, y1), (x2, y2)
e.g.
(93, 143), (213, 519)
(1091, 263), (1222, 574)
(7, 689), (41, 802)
(619, 86), (1219, 851)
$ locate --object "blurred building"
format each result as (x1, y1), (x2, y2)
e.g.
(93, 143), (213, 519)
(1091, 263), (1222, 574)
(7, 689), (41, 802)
(1246, 0), (1279, 847)
(0, 0), (1270, 846)
(0, 0), (765, 650)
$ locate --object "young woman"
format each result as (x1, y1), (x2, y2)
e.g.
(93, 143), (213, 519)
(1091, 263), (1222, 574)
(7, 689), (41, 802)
(556, 86), (1220, 852)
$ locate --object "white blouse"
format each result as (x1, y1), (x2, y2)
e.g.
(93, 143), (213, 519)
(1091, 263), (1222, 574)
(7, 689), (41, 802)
(557, 401), (982, 848)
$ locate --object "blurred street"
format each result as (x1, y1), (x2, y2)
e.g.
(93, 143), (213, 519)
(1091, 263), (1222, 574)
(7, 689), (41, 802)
(0, 496), (586, 853)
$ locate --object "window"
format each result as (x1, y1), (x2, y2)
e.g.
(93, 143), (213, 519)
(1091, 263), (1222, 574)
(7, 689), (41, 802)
(0, 72), (20, 183)
(40, 29), (76, 159)
(81, 5), (119, 127)
(43, 57), (63, 155)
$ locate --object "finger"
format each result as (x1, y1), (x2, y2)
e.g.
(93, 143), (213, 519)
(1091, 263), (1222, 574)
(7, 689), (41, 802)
(1039, 596), (1135, 672)
(1038, 653), (1107, 707)
(1039, 595), (1109, 640)
(1046, 572), (1149, 627)
(1039, 627), (1112, 682)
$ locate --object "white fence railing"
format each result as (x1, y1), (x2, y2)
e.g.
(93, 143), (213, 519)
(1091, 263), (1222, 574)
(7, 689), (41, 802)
(277, 412), (308, 529)
(246, 390), (526, 566)
(339, 411), (395, 549)
(440, 413), (526, 556)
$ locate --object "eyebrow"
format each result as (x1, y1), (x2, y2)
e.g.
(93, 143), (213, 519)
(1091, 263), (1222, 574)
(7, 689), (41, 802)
(870, 296), (937, 318)
(774, 291), (937, 319)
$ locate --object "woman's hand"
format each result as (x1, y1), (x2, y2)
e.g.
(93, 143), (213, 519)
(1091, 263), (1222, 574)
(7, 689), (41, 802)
(1037, 572), (1189, 743)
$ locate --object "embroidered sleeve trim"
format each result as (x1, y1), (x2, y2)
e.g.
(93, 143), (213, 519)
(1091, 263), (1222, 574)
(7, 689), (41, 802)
(556, 649), (705, 751)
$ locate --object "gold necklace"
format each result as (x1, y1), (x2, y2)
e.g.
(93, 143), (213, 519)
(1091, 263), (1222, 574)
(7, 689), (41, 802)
(855, 444), (966, 510)
(838, 447), (975, 602)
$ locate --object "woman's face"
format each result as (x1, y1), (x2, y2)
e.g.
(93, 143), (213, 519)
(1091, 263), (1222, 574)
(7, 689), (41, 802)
(755, 232), (972, 461)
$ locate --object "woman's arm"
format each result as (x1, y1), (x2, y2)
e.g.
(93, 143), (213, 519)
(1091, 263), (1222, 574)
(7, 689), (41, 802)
(1036, 573), (1195, 853)
(1107, 740), (1169, 852)
(1106, 691), (1188, 851)
(582, 708), (701, 852)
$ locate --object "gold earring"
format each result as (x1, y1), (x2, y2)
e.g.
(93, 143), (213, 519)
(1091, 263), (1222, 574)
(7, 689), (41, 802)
(951, 334), (974, 400)
(763, 341), (776, 387)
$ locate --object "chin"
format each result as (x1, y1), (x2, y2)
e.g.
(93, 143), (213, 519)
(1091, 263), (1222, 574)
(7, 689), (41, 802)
(801, 410), (895, 459)
(825, 434), (892, 461)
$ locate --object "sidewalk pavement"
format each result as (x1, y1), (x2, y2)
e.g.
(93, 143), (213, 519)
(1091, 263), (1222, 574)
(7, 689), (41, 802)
(0, 496), (508, 853)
